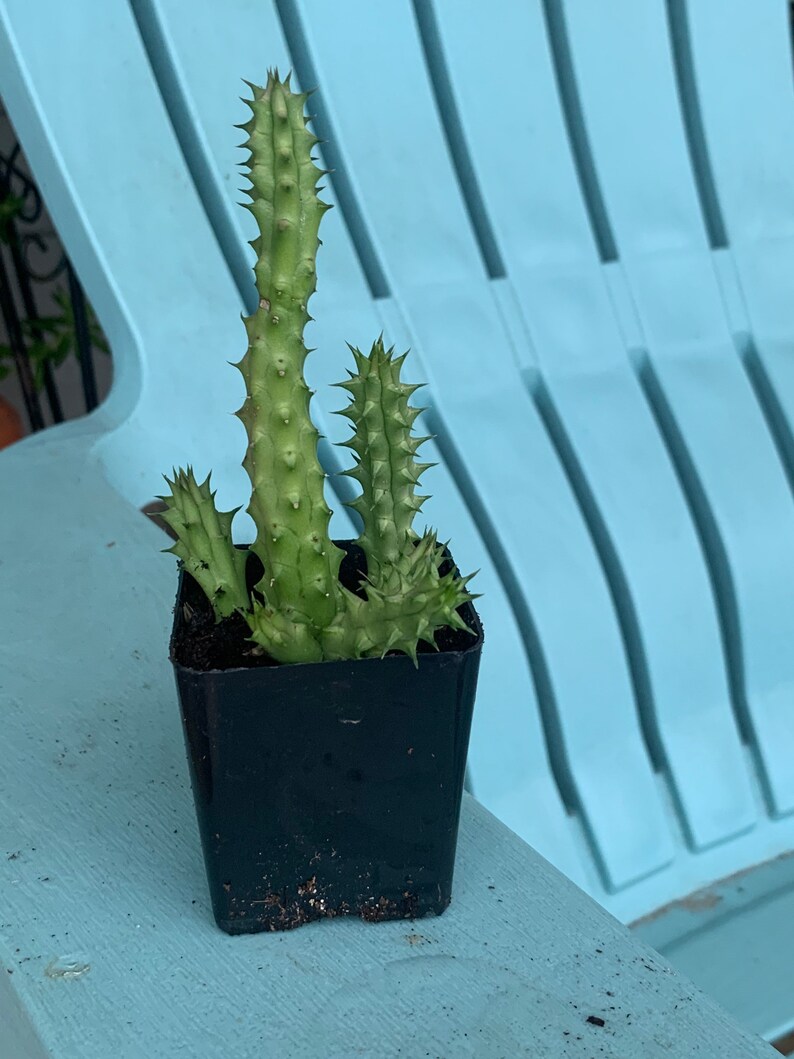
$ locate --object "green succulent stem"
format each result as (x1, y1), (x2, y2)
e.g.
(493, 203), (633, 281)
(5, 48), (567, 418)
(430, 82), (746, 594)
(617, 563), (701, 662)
(158, 469), (249, 620)
(236, 72), (343, 637)
(322, 531), (476, 663)
(160, 72), (477, 666)
(335, 337), (433, 585)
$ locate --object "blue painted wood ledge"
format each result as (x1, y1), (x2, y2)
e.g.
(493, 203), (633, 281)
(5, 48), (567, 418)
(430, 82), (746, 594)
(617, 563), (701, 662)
(0, 440), (775, 1057)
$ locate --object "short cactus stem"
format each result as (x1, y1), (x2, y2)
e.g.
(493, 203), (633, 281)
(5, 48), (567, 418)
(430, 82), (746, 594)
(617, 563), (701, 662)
(335, 337), (433, 586)
(158, 469), (249, 620)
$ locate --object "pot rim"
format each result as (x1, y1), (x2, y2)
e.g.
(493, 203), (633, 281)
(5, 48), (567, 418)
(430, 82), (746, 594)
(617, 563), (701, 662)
(169, 554), (484, 677)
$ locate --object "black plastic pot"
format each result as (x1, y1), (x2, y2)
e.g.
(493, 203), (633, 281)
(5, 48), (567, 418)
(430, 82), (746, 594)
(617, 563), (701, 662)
(169, 545), (483, 934)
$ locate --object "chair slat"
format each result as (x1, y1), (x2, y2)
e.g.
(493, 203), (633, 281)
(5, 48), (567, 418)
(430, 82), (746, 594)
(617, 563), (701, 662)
(684, 0), (794, 467)
(681, 0), (794, 244)
(560, 0), (707, 256)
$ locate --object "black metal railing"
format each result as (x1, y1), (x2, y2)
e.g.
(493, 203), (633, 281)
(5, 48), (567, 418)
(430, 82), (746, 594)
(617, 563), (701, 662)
(0, 136), (107, 433)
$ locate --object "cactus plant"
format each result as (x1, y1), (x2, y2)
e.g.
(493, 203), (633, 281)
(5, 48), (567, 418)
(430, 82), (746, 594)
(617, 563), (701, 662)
(161, 71), (476, 665)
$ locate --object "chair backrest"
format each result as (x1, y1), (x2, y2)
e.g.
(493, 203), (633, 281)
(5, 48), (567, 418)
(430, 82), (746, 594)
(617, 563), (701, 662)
(3, 0), (794, 930)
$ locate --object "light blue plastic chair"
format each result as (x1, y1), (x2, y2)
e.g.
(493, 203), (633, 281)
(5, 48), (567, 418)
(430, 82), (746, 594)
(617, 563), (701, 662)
(1, 0), (792, 1053)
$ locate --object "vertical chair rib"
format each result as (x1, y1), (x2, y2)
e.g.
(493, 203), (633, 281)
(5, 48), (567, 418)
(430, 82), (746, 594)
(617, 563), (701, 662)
(540, 0), (618, 264)
(663, 0), (728, 250)
(682, 0), (794, 476)
(411, 0), (506, 279)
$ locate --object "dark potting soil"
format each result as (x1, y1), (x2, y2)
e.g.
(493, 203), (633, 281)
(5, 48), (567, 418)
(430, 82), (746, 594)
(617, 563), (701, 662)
(223, 882), (424, 932)
(171, 542), (477, 672)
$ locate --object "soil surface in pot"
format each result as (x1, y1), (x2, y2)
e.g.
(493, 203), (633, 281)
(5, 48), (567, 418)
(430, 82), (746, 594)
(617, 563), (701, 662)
(172, 543), (477, 671)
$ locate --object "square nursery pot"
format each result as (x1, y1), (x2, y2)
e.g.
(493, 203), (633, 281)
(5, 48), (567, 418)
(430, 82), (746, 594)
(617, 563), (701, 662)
(169, 543), (484, 934)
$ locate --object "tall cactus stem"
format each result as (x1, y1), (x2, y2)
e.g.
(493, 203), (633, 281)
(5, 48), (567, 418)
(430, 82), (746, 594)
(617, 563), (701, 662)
(235, 71), (343, 631)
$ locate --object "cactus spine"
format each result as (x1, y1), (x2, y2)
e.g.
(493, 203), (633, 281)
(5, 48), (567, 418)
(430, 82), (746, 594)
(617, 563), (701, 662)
(161, 72), (476, 665)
